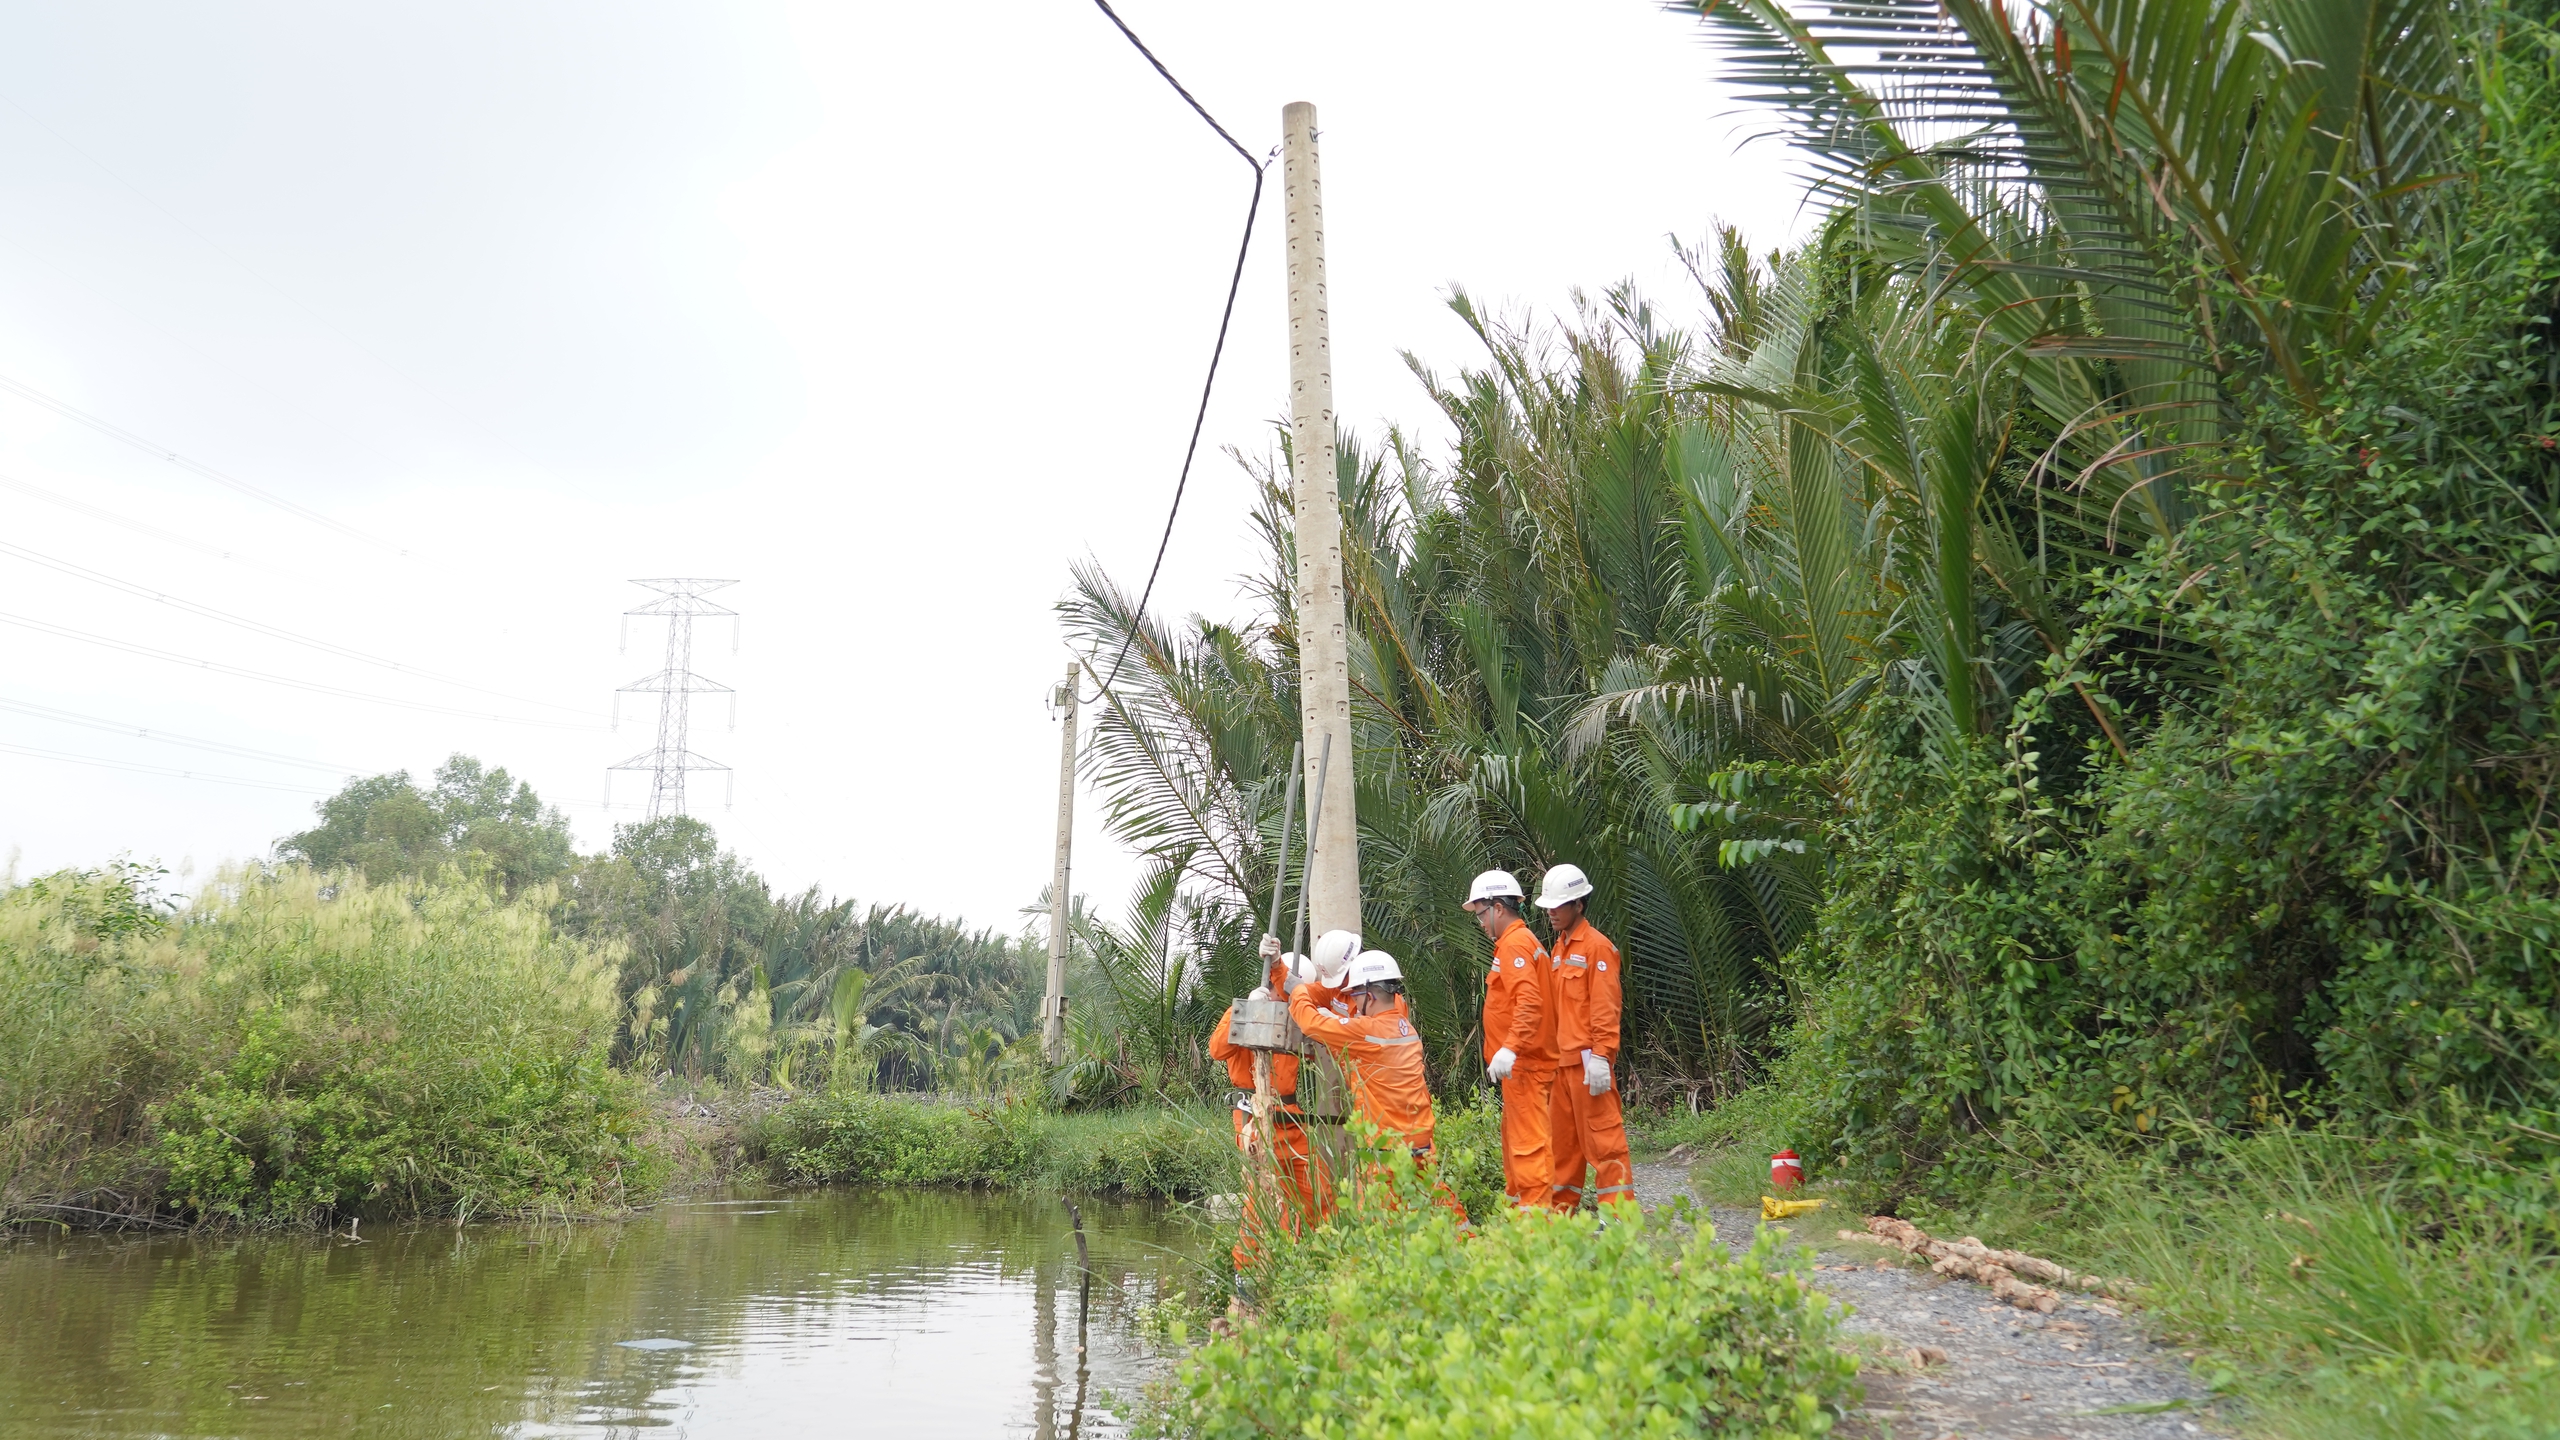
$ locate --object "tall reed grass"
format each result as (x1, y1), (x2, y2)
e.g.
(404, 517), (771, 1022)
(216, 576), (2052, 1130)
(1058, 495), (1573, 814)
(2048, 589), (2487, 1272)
(2, 865), (648, 1226)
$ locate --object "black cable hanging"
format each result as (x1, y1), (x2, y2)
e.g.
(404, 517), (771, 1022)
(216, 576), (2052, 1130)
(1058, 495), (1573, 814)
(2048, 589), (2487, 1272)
(1081, 0), (1270, 702)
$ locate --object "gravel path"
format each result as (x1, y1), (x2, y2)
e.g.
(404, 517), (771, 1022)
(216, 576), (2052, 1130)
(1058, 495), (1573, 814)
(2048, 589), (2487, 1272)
(1632, 1161), (2222, 1439)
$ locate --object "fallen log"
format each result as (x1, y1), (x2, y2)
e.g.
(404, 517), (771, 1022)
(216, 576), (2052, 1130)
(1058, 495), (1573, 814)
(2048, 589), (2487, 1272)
(1849, 1216), (2141, 1311)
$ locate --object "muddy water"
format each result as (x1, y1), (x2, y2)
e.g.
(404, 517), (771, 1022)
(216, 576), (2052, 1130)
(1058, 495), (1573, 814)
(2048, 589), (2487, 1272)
(0, 1189), (1208, 1438)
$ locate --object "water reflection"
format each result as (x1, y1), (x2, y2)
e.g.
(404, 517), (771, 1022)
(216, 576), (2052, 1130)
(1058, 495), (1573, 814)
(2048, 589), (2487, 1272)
(0, 1188), (1206, 1438)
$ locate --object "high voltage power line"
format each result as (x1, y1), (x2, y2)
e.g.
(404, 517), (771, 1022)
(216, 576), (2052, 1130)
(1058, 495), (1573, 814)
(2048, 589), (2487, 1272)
(0, 537), (596, 716)
(0, 607), (604, 730)
(0, 737), (330, 794)
(0, 693), (361, 773)
(0, 471), (303, 577)
(0, 370), (420, 558)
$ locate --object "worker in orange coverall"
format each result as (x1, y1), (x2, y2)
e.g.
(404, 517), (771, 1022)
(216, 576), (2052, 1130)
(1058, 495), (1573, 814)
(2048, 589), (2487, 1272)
(1536, 863), (1633, 1210)
(1204, 934), (1349, 1279)
(1465, 868), (1555, 1210)
(1288, 949), (1462, 1219)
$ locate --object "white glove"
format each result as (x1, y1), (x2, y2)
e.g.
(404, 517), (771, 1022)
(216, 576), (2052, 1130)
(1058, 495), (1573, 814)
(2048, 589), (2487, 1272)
(1248, 985), (1275, 1002)
(1259, 934), (1283, 964)
(1487, 1048), (1516, 1083)
(1582, 1049), (1612, 1096)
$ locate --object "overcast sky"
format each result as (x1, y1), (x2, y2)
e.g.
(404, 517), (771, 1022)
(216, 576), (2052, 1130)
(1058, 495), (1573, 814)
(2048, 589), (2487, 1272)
(0, 0), (1808, 932)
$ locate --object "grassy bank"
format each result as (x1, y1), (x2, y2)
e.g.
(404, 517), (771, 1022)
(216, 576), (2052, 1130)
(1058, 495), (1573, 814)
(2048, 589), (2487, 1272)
(1134, 1141), (1856, 1438)
(745, 1091), (1241, 1200)
(1658, 1092), (2560, 1440)
(2, 865), (649, 1227)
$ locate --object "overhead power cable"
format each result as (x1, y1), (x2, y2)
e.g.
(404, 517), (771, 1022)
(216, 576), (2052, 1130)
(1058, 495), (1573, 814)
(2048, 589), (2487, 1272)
(0, 370), (418, 558)
(0, 693), (362, 774)
(0, 607), (606, 731)
(1082, 0), (1269, 700)
(0, 737), (330, 795)
(0, 470), (302, 577)
(0, 537), (598, 717)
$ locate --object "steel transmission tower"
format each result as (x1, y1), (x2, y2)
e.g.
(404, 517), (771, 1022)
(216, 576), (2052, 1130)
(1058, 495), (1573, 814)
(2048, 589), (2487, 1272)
(609, 578), (737, 819)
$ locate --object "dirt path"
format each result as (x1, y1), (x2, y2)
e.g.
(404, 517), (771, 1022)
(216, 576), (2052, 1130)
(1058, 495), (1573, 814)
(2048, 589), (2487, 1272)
(1632, 1161), (2221, 1439)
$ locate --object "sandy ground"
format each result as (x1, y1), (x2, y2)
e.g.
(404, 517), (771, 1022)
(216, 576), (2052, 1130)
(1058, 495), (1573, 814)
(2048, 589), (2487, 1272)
(1631, 1160), (2224, 1439)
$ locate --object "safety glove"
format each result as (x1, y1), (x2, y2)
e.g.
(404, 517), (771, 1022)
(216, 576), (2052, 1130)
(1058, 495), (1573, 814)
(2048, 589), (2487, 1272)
(1486, 1048), (1517, 1083)
(1581, 1049), (1612, 1096)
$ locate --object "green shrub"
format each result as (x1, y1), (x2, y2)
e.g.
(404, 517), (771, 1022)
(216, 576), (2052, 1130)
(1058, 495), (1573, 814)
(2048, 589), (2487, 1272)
(1139, 1158), (1857, 1438)
(1428, 1095), (1507, 1221)
(747, 1093), (1236, 1199)
(1039, 1106), (1235, 1198)
(2, 865), (647, 1225)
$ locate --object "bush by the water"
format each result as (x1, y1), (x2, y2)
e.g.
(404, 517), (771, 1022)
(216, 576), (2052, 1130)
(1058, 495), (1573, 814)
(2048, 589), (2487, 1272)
(747, 1091), (1237, 1199)
(1138, 1160), (1856, 1439)
(1, 864), (648, 1225)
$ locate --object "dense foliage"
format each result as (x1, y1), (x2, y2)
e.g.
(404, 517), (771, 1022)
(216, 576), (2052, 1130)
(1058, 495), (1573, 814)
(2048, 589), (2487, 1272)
(278, 754), (577, 897)
(0, 865), (646, 1225)
(1138, 1167), (1856, 1440)
(275, 765), (1052, 1098)
(1069, 0), (2560, 1193)
(1715, 0), (2560, 1193)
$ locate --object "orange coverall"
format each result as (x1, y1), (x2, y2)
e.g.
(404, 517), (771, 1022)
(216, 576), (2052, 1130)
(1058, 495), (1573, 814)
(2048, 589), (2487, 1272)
(1288, 983), (1461, 1220)
(1546, 914), (1634, 1209)
(1480, 914), (1557, 1209)
(1206, 1003), (1317, 1271)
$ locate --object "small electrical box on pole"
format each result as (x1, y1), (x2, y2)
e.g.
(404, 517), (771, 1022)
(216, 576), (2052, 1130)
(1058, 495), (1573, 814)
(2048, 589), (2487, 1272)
(1042, 663), (1076, 1066)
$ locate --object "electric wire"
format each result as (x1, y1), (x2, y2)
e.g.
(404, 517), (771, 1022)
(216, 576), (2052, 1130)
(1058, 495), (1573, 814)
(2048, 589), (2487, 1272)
(0, 370), (418, 558)
(0, 693), (363, 774)
(0, 607), (606, 730)
(1081, 0), (1269, 701)
(0, 470), (302, 577)
(0, 536), (600, 716)
(0, 737), (330, 795)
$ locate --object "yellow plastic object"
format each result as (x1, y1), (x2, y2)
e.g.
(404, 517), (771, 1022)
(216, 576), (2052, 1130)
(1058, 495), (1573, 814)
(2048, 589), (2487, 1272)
(1761, 1195), (1826, 1220)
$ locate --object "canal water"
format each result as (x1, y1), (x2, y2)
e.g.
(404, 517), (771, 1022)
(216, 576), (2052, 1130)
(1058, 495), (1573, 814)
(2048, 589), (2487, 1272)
(0, 1188), (1210, 1438)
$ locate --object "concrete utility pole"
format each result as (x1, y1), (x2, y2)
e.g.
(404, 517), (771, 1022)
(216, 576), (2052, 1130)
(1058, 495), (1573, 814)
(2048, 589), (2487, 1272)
(1041, 663), (1077, 1065)
(1282, 101), (1361, 940)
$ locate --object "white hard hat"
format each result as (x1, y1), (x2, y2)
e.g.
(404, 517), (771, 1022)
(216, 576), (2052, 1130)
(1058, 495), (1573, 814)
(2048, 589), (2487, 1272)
(1310, 929), (1363, 971)
(1463, 869), (1524, 908)
(1536, 863), (1594, 909)
(1346, 949), (1403, 990)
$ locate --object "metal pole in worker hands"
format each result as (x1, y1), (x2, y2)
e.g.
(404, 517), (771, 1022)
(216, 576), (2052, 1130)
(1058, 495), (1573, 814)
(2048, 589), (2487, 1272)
(1042, 663), (1077, 1065)
(1253, 744), (1303, 1163)
(1290, 734), (1330, 965)
(1282, 100), (1361, 944)
(1289, 732), (1348, 1193)
(1266, 742), (1303, 944)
